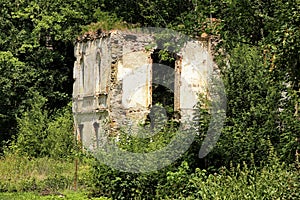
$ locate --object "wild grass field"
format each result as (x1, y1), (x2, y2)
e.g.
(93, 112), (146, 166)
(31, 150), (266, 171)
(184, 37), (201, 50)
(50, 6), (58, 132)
(0, 153), (105, 199)
(1, 152), (299, 199)
(0, 191), (110, 200)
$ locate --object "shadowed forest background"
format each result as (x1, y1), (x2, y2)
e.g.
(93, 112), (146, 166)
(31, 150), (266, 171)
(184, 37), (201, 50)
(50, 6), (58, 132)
(0, 0), (299, 199)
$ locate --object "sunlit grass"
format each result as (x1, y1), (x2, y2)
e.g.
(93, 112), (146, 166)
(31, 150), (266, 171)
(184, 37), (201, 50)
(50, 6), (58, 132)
(0, 191), (111, 200)
(0, 153), (91, 192)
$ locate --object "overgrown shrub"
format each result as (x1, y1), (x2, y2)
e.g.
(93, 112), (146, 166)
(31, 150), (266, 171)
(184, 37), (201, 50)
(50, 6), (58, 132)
(10, 92), (76, 159)
(160, 160), (299, 199)
(11, 93), (49, 157)
(89, 123), (181, 199)
(203, 44), (300, 168)
(45, 102), (76, 159)
(89, 154), (300, 199)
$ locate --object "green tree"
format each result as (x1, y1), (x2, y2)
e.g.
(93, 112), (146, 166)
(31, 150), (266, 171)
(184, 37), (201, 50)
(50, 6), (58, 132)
(0, 51), (38, 148)
(0, 0), (115, 146)
(12, 92), (75, 158)
(12, 92), (49, 157)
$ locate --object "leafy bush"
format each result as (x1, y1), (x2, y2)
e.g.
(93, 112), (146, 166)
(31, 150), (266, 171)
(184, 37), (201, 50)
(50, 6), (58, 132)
(45, 102), (76, 159)
(11, 93), (49, 157)
(203, 44), (300, 168)
(89, 155), (300, 199)
(81, 10), (127, 34)
(89, 125), (178, 199)
(161, 160), (299, 199)
(10, 92), (76, 159)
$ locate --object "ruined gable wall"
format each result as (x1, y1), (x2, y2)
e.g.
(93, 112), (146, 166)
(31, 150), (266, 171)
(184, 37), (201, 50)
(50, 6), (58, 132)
(73, 30), (217, 149)
(108, 31), (154, 134)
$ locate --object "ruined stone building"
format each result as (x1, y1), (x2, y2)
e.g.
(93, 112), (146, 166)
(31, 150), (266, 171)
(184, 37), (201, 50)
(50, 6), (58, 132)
(72, 29), (216, 150)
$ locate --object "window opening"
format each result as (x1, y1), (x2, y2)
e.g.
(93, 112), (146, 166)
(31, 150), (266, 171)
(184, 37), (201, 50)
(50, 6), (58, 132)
(80, 57), (84, 88)
(93, 122), (100, 148)
(151, 49), (176, 119)
(78, 124), (84, 143)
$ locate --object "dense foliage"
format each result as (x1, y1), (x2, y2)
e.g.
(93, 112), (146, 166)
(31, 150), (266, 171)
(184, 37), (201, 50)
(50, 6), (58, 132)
(0, 0), (299, 199)
(0, 0), (105, 144)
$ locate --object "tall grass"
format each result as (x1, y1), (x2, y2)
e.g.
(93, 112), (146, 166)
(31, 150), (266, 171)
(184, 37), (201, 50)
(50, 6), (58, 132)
(0, 153), (90, 192)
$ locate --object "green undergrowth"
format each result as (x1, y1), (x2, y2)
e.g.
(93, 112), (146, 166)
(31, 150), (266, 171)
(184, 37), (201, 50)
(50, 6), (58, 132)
(89, 155), (300, 199)
(157, 160), (300, 199)
(0, 191), (110, 200)
(0, 153), (91, 193)
(0, 151), (299, 199)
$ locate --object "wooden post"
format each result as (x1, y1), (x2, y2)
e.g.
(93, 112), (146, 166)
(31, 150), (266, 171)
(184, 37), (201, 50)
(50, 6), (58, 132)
(74, 158), (78, 191)
(73, 122), (78, 191)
